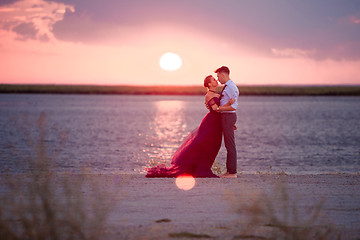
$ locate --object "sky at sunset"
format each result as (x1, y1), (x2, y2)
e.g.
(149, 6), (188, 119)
(1, 0), (360, 86)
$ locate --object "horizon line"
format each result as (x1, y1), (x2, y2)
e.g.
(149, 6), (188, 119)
(1, 83), (360, 87)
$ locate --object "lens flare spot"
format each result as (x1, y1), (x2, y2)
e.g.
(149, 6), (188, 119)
(175, 174), (195, 191)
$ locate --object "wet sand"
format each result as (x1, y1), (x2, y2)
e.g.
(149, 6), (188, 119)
(100, 174), (360, 239)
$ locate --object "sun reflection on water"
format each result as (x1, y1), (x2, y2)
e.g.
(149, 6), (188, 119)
(144, 100), (188, 169)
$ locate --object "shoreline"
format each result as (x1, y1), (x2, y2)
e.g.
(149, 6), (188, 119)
(1, 84), (360, 96)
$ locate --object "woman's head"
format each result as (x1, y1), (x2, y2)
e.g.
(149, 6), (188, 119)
(204, 75), (218, 88)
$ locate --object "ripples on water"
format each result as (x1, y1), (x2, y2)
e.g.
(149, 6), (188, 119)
(0, 94), (359, 175)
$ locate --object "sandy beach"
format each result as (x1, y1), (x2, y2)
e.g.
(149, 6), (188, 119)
(1, 172), (360, 239)
(91, 174), (360, 239)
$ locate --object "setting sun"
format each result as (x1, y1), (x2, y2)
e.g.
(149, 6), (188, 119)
(159, 52), (182, 71)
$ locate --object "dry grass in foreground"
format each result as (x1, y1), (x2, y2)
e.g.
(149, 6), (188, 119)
(165, 182), (340, 240)
(0, 113), (115, 240)
(227, 181), (340, 240)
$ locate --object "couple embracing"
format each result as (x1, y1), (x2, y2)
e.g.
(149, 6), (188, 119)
(146, 66), (239, 178)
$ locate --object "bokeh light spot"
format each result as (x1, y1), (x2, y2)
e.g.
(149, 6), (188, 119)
(175, 174), (195, 190)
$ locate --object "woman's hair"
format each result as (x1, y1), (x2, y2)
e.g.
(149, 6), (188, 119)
(203, 75), (213, 88)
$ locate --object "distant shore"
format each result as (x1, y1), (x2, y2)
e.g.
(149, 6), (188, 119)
(1, 84), (360, 96)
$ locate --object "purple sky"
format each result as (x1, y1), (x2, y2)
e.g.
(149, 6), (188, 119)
(49, 0), (360, 60)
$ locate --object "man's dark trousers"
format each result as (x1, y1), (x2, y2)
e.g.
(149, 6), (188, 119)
(221, 113), (237, 174)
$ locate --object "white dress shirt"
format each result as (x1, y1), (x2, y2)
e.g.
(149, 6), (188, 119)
(220, 79), (239, 113)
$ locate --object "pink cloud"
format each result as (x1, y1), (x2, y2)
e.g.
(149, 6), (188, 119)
(0, 0), (74, 42)
(271, 48), (316, 58)
(350, 16), (360, 24)
(0, 7), (17, 12)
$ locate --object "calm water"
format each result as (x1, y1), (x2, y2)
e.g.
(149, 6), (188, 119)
(0, 94), (359, 175)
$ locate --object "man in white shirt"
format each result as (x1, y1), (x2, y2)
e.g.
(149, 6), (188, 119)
(215, 66), (239, 178)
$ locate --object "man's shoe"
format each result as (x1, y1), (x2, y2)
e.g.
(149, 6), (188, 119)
(220, 172), (237, 178)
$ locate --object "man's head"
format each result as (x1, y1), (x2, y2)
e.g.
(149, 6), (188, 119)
(215, 66), (230, 84)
